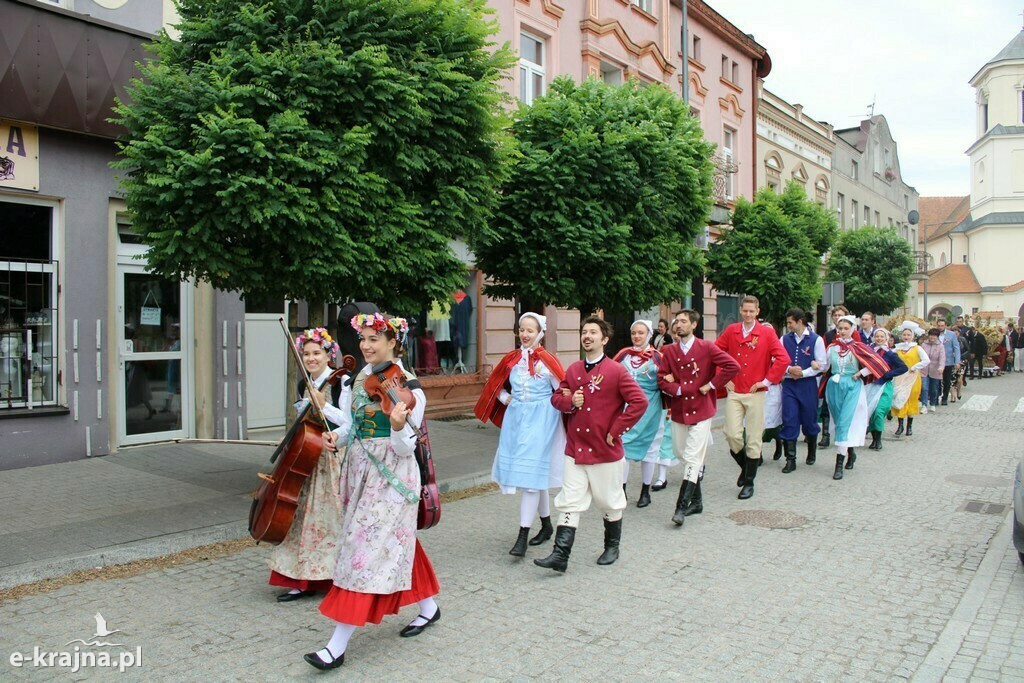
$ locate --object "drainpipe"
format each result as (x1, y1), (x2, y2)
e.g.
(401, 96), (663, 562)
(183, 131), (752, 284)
(681, 0), (688, 105)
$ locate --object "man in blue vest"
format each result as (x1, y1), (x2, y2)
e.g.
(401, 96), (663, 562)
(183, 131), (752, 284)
(779, 308), (827, 472)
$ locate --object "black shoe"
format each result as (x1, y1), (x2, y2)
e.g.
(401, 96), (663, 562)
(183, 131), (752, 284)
(941, 399), (948, 406)
(833, 454), (845, 480)
(509, 526), (530, 557)
(534, 526), (576, 573)
(905, 418), (913, 437)
(781, 440), (797, 473)
(845, 448), (856, 470)
(528, 516), (553, 546)
(895, 418), (904, 437)
(738, 458), (757, 500)
(805, 436), (817, 465)
(818, 427), (831, 448)
(277, 590), (315, 602)
(868, 431), (882, 450)
(671, 480), (697, 526)
(651, 479), (667, 491)
(772, 439), (783, 461)
(596, 518), (622, 565)
(304, 647), (345, 670)
(637, 484), (652, 508)
(622, 483), (628, 502)
(731, 450), (746, 486)
(399, 608), (441, 637)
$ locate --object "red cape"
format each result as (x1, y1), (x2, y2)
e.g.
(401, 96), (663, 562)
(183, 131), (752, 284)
(474, 347), (565, 428)
(818, 339), (891, 398)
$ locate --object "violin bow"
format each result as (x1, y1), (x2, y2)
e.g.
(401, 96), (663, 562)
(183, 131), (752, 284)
(279, 317), (332, 433)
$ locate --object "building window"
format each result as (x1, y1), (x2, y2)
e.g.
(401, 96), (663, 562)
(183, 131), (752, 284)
(875, 210), (881, 225)
(632, 0), (653, 13)
(863, 205), (870, 226)
(692, 34), (701, 62)
(851, 200), (859, 228)
(406, 271), (479, 375)
(981, 102), (988, 132)
(722, 128), (735, 200)
(721, 55), (729, 79)
(519, 32), (545, 105)
(601, 62), (623, 86)
(731, 61), (739, 85)
(690, 107), (701, 121)
(851, 160), (859, 180)
(717, 295), (740, 329)
(0, 198), (59, 409)
(836, 193), (845, 226)
(904, 194), (909, 210)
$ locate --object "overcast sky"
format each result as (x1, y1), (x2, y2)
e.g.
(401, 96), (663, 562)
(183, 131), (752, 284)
(708, 0), (1023, 198)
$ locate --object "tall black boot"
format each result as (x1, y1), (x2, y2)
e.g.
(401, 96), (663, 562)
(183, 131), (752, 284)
(906, 417), (913, 436)
(622, 483), (628, 502)
(637, 483), (652, 508)
(671, 480), (697, 526)
(818, 422), (831, 448)
(596, 518), (622, 565)
(805, 436), (817, 465)
(738, 458), (757, 499)
(833, 454), (845, 480)
(868, 430), (882, 450)
(528, 516), (553, 546)
(773, 438), (783, 461)
(781, 440), (797, 473)
(509, 526), (530, 557)
(731, 450), (746, 486)
(534, 526), (575, 573)
(895, 418), (904, 436)
(684, 480), (703, 516)
(845, 448), (856, 470)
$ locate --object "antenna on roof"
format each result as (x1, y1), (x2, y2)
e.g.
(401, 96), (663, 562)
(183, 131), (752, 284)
(867, 95), (876, 118)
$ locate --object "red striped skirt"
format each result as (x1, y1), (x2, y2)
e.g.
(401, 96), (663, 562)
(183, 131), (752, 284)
(268, 571), (334, 593)
(318, 541), (439, 626)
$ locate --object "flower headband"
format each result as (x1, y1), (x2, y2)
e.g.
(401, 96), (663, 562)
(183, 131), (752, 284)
(295, 327), (338, 360)
(351, 312), (409, 343)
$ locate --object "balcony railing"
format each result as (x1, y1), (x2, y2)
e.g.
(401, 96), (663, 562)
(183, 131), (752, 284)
(712, 154), (739, 205)
(910, 250), (932, 278)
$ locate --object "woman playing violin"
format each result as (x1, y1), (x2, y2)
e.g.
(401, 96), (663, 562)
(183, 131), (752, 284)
(304, 313), (440, 670)
(268, 328), (347, 602)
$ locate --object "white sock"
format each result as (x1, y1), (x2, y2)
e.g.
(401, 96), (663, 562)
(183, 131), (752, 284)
(319, 622), (357, 661)
(641, 461), (656, 485)
(538, 492), (550, 517)
(622, 459), (630, 484)
(287, 588), (303, 595)
(519, 490), (540, 528)
(657, 465), (668, 483)
(408, 596), (439, 626)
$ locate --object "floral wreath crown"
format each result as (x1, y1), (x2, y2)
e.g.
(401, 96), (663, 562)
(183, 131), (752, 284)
(351, 312), (409, 344)
(295, 327), (339, 360)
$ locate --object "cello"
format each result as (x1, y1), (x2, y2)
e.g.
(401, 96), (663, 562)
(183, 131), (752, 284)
(363, 361), (441, 530)
(248, 320), (356, 544)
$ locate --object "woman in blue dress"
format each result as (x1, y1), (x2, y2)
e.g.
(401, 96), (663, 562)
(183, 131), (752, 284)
(474, 313), (566, 557)
(615, 320), (674, 508)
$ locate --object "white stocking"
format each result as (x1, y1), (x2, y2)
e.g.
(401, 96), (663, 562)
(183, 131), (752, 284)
(318, 622), (357, 662)
(407, 596), (439, 627)
(622, 459), (630, 484)
(537, 492), (550, 517)
(519, 490), (540, 528)
(641, 461), (656, 485)
(657, 464), (669, 484)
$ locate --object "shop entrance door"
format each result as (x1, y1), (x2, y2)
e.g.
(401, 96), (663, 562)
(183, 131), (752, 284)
(116, 265), (192, 445)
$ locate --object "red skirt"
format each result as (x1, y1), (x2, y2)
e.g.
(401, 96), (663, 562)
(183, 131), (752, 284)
(268, 571), (334, 593)
(318, 541), (439, 627)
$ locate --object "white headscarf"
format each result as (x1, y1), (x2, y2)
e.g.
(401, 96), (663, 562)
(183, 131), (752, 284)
(896, 320), (926, 337)
(518, 312), (546, 351)
(630, 319), (654, 349)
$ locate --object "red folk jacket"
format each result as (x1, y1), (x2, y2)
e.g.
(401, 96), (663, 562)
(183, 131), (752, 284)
(714, 322), (789, 395)
(551, 356), (647, 465)
(474, 347), (565, 428)
(658, 338), (740, 424)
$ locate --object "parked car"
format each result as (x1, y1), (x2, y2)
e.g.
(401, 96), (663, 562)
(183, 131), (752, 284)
(1014, 452), (1024, 565)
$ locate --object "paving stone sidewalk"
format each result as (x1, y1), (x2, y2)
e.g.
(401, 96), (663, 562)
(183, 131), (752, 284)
(1, 373), (1022, 680)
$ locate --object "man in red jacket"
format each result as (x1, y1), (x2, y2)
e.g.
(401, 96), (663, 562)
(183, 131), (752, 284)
(535, 316), (647, 572)
(658, 309), (739, 526)
(715, 296), (789, 500)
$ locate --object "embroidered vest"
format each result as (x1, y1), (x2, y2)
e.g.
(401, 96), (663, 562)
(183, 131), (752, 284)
(783, 331), (818, 371)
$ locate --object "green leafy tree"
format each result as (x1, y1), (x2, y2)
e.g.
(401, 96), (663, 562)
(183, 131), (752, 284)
(469, 77), (714, 316)
(826, 225), (915, 316)
(705, 184), (834, 326)
(113, 0), (513, 312)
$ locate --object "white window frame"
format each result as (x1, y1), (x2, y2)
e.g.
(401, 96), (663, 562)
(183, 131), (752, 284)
(632, 0), (654, 13)
(722, 127), (736, 200)
(519, 32), (546, 106)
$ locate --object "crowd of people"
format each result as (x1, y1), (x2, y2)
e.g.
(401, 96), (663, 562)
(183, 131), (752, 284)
(263, 304), (1019, 671)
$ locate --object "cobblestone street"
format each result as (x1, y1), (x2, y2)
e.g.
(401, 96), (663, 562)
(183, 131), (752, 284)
(1, 373), (1022, 681)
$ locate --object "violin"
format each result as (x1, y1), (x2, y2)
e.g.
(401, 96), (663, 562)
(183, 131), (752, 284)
(361, 360), (440, 530)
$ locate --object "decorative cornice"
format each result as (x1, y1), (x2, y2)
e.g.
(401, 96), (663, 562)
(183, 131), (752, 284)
(516, 0), (565, 20)
(719, 93), (746, 118)
(687, 0), (766, 60)
(688, 71), (708, 99)
(579, 17), (675, 75)
(719, 76), (742, 95)
(687, 55), (705, 72)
